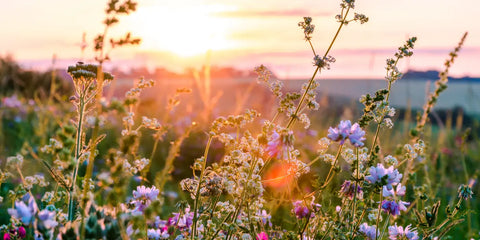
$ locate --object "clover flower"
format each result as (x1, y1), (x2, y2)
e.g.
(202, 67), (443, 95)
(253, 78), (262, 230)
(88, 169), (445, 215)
(257, 232), (268, 240)
(388, 224), (419, 240)
(327, 120), (365, 147)
(339, 180), (363, 200)
(131, 185), (159, 212)
(7, 195), (38, 225)
(365, 163), (402, 189)
(359, 223), (377, 240)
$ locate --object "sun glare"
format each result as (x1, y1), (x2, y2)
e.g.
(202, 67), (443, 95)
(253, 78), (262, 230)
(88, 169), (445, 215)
(127, 4), (235, 57)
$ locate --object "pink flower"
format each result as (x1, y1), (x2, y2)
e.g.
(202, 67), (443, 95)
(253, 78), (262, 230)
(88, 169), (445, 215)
(257, 232), (268, 240)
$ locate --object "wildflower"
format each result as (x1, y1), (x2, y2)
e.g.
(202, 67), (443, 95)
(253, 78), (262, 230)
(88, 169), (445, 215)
(327, 120), (365, 147)
(7, 195), (38, 225)
(349, 123), (366, 147)
(313, 55), (336, 70)
(327, 120), (352, 144)
(169, 207), (194, 231)
(339, 180), (363, 200)
(359, 223), (377, 240)
(2, 95), (23, 108)
(365, 164), (402, 189)
(131, 185), (159, 212)
(293, 201), (309, 219)
(38, 209), (58, 229)
(388, 224), (419, 240)
(257, 232), (268, 240)
(381, 200), (409, 216)
(147, 228), (169, 239)
(265, 130), (294, 160)
(458, 184), (474, 200)
(17, 227), (26, 239)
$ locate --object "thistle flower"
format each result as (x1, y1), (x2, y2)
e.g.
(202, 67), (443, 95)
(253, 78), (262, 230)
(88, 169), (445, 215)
(388, 224), (419, 240)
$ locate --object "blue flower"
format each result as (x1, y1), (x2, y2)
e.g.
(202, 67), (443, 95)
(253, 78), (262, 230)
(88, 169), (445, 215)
(7, 194), (38, 225)
(327, 120), (365, 147)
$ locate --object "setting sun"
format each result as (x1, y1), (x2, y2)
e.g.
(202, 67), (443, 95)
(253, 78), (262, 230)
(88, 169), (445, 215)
(127, 4), (236, 57)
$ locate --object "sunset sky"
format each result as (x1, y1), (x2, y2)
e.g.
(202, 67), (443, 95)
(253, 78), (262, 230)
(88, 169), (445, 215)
(1, 0), (479, 79)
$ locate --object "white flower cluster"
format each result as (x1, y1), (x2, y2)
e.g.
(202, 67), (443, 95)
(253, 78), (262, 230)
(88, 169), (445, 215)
(40, 138), (63, 154)
(7, 154), (24, 167)
(125, 78), (155, 99)
(142, 116), (162, 130)
(123, 158), (150, 174)
(23, 175), (49, 190)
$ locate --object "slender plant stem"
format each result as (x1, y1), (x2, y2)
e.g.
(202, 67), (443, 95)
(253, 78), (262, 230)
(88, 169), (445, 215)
(286, 7), (351, 129)
(375, 194), (383, 240)
(192, 136), (213, 239)
(68, 97), (85, 222)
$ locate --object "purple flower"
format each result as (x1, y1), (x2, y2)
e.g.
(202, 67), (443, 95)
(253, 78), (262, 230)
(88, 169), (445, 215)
(381, 200), (409, 216)
(17, 227), (26, 239)
(147, 228), (169, 239)
(349, 123), (366, 147)
(339, 180), (363, 200)
(3, 233), (11, 240)
(169, 207), (194, 231)
(327, 120), (352, 144)
(8, 195), (38, 225)
(365, 164), (402, 189)
(257, 232), (268, 240)
(292, 201), (310, 219)
(131, 185), (159, 212)
(383, 184), (406, 198)
(359, 223), (377, 240)
(388, 224), (419, 240)
(327, 120), (365, 147)
(38, 209), (58, 229)
(265, 130), (294, 160)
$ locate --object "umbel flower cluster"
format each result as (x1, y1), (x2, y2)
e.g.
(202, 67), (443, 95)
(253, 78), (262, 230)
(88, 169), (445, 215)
(0, 0), (475, 239)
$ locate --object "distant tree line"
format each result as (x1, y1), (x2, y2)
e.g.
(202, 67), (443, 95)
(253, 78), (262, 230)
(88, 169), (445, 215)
(0, 56), (72, 99)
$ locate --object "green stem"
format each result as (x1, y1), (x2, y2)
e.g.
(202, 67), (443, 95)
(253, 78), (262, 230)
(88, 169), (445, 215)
(192, 136), (213, 239)
(68, 97), (85, 222)
(375, 194), (383, 240)
(286, 7), (351, 129)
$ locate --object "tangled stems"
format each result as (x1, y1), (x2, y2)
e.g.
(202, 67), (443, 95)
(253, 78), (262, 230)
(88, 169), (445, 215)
(285, 6), (351, 129)
(305, 144), (343, 198)
(191, 136), (213, 239)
